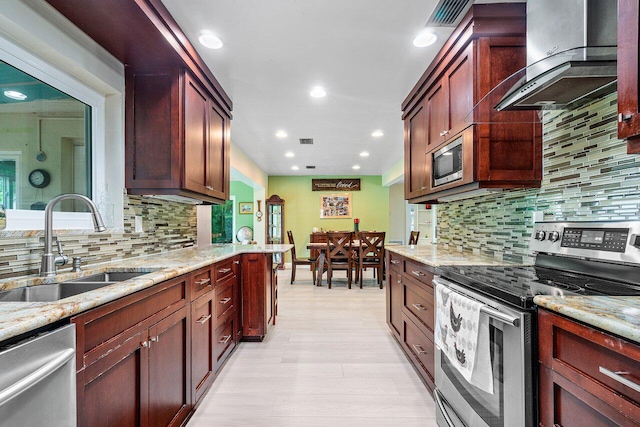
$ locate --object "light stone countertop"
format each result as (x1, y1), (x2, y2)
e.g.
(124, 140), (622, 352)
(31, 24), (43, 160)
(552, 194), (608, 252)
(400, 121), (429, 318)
(534, 295), (640, 344)
(385, 244), (520, 267)
(0, 244), (292, 343)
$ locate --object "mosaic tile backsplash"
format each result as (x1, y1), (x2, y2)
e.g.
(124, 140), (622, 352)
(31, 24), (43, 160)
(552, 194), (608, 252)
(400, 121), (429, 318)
(0, 195), (197, 279)
(437, 93), (640, 264)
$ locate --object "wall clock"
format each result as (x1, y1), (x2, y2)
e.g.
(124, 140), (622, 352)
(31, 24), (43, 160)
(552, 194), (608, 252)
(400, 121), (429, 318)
(28, 169), (51, 188)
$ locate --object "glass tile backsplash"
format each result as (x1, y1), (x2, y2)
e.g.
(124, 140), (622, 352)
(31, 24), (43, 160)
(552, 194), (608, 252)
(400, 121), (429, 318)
(437, 93), (640, 263)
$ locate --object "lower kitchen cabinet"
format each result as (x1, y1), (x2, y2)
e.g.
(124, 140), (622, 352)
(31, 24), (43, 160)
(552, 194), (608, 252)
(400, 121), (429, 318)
(191, 289), (215, 404)
(73, 275), (191, 427)
(241, 253), (276, 341)
(538, 309), (640, 426)
(385, 250), (436, 391)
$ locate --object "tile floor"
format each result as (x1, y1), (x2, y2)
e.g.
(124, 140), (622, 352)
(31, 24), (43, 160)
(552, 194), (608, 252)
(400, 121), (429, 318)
(187, 267), (437, 426)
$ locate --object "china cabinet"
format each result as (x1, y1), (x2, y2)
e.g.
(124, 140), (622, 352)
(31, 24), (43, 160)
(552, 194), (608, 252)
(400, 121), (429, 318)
(266, 195), (285, 269)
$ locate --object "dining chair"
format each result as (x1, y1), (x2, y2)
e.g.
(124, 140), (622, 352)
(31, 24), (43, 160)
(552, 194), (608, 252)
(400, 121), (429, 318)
(287, 231), (316, 284)
(358, 231), (386, 288)
(326, 231), (355, 289)
(409, 230), (420, 245)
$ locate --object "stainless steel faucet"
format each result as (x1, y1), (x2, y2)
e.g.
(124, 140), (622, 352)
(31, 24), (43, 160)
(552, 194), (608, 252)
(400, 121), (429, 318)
(40, 194), (107, 277)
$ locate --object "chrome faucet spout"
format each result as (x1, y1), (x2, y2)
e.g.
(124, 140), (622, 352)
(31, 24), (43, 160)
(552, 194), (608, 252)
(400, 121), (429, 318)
(40, 194), (107, 277)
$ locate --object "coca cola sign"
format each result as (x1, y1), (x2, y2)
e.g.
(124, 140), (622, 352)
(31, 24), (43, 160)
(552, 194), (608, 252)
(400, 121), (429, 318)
(312, 179), (361, 191)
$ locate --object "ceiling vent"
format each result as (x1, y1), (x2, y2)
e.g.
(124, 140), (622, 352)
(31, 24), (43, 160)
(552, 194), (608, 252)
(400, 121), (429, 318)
(426, 0), (474, 27)
(306, 165), (316, 169)
(299, 138), (314, 145)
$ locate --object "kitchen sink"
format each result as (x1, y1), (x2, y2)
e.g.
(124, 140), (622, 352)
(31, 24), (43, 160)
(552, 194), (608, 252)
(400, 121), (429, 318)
(0, 270), (156, 302)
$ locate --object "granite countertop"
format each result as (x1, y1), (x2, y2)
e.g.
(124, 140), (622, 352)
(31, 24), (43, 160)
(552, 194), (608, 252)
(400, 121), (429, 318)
(385, 244), (520, 267)
(534, 295), (640, 344)
(0, 244), (292, 343)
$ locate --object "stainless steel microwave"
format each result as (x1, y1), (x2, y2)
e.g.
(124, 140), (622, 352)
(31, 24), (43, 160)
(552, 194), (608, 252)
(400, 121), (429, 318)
(432, 136), (463, 187)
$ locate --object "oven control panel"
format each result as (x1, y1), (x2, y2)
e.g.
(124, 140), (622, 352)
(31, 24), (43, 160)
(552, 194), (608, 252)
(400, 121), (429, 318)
(530, 221), (640, 264)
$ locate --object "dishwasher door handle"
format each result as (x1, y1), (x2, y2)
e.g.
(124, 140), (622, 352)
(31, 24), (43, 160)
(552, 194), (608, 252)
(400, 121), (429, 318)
(0, 348), (75, 407)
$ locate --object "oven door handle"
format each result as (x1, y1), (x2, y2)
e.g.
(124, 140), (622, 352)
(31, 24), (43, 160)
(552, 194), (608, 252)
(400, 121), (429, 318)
(433, 277), (520, 328)
(433, 388), (467, 427)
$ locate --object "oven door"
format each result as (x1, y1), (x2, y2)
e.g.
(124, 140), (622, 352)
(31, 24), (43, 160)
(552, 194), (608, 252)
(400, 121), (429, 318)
(432, 277), (534, 427)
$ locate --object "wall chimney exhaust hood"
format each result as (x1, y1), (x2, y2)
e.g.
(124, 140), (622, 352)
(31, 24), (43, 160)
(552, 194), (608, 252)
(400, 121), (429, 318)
(495, 0), (617, 111)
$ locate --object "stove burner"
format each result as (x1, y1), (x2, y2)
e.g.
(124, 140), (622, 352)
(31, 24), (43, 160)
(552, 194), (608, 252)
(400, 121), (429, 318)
(583, 282), (640, 296)
(542, 280), (583, 292)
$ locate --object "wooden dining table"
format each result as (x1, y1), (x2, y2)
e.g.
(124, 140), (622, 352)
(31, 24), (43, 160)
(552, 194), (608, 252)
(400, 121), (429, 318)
(306, 240), (364, 287)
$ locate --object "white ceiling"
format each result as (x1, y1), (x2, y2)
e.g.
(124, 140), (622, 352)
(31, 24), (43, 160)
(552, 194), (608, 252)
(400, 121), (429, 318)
(160, 0), (520, 177)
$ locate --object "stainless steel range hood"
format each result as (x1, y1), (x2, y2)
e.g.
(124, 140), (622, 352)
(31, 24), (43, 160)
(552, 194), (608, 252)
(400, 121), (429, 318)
(496, 0), (617, 111)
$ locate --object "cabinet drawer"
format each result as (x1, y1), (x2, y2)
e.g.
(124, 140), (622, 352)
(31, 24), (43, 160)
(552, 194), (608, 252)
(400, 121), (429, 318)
(214, 258), (235, 283)
(215, 315), (235, 368)
(192, 266), (213, 299)
(215, 280), (235, 325)
(404, 281), (435, 334)
(539, 310), (640, 420)
(404, 259), (434, 285)
(389, 252), (404, 272)
(403, 313), (435, 387)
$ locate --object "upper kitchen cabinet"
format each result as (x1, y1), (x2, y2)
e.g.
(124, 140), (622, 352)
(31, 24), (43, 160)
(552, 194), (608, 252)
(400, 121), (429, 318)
(618, 0), (640, 153)
(402, 4), (541, 203)
(45, 0), (232, 204)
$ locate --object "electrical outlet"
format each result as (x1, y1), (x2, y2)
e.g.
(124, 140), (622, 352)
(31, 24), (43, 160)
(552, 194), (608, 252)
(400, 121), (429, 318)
(134, 215), (143, 233)
(533, 211), (544, 223)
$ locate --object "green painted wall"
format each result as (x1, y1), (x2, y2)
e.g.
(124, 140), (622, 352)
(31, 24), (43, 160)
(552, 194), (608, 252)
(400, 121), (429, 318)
(230, 181), (254, 241)
(268, 175), (389, 261)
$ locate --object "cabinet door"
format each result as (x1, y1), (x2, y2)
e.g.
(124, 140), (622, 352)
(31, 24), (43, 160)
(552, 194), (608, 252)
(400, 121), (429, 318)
(387, 267), (403, 339)
(78, 329), (147, 427)
(446, 44), (474, 138)
(618, 0), (640, 152)
(241, 253), (269, 340)
(207, 99), (228, 199)
(191, 293), (214, 404)
(148, 306), (191, 427)
(184, 73), (209, 195)
(426, 80), (449, 149)
(404, 100), (428, 199)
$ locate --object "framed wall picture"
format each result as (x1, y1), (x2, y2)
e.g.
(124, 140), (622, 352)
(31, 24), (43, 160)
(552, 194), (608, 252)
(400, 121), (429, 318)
(319, 193), (351, 219)
(239, 202), (254, 214)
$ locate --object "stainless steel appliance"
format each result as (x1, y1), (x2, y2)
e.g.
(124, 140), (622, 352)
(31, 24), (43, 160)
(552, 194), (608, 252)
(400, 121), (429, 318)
(432, 135), (463, 187)
(0, 324), (76, 426)
(433, 221), (640, 427)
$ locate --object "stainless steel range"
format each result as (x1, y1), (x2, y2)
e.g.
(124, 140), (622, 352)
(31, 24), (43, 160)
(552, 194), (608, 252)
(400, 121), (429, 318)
(433, 221), (640, 427)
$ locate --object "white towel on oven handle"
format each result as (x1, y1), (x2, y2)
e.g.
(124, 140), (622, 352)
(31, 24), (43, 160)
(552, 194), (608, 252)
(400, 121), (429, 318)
(434, 283), (494, 394)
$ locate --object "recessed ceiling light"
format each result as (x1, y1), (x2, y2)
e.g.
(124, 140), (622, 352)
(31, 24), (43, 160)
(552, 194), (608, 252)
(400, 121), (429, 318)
(360, 151), (370, 157)
(285, 151), (295, 158)
(4, 90), (27, 100)
(371, 130), (384, 138)
(352, 165), (361, 170)
(413, 30), (438, 47)
(291, 165), (299, 171)
(198, 31), (223, 49)
(310, 86), (326, 98)
(275, 130), (288, 138)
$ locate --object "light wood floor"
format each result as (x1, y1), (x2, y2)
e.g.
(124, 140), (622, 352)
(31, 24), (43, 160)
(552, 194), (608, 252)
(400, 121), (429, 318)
(187, 267), (437, 426)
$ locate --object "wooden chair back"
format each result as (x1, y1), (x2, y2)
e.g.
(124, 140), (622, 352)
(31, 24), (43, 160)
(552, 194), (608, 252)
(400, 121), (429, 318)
(287, 230), (297, 261)
(409, 230), (420, 245)
(326, 231), (353, 263)
(359, 231), (385, 262)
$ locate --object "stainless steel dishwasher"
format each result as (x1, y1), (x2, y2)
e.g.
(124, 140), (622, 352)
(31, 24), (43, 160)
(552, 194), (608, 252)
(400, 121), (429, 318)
(0, 324), (76, 427)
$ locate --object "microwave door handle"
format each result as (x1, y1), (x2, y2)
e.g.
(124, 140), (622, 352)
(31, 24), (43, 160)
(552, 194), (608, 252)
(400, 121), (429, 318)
(433, 388), (467, 427)
(433, 277), (520, 328)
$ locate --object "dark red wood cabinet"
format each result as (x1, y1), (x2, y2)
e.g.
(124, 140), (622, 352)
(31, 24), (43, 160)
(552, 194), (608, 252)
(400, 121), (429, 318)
(538, 309), (640, 426)
(385, 251), (436, 391)
(402, 3), (541, 203)
(618, 0), (640, 153)
(241, 253), (276, 341)
(126, 68), (230, 203)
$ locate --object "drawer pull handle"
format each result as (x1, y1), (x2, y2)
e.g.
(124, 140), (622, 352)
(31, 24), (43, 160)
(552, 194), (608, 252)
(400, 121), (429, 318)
(141, 341), (149, 348)
(218, 268), (232, 274)
(206, 185), (214, 190)
(390, 260), (400, 265)
(397, 279), (402, 284)
(599, 366), (640, 393)
(196, 314), (212, 324)
(219, 297), (232, 305)
(234, 260), (240, 265)
(412, 303), (427, 311)
(150, 336), (159, 343)
(195, 278), (211, 286)
(412, 344), (428, 354)
(411, 270), (425, 277)
(219, 335), (232, 344)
